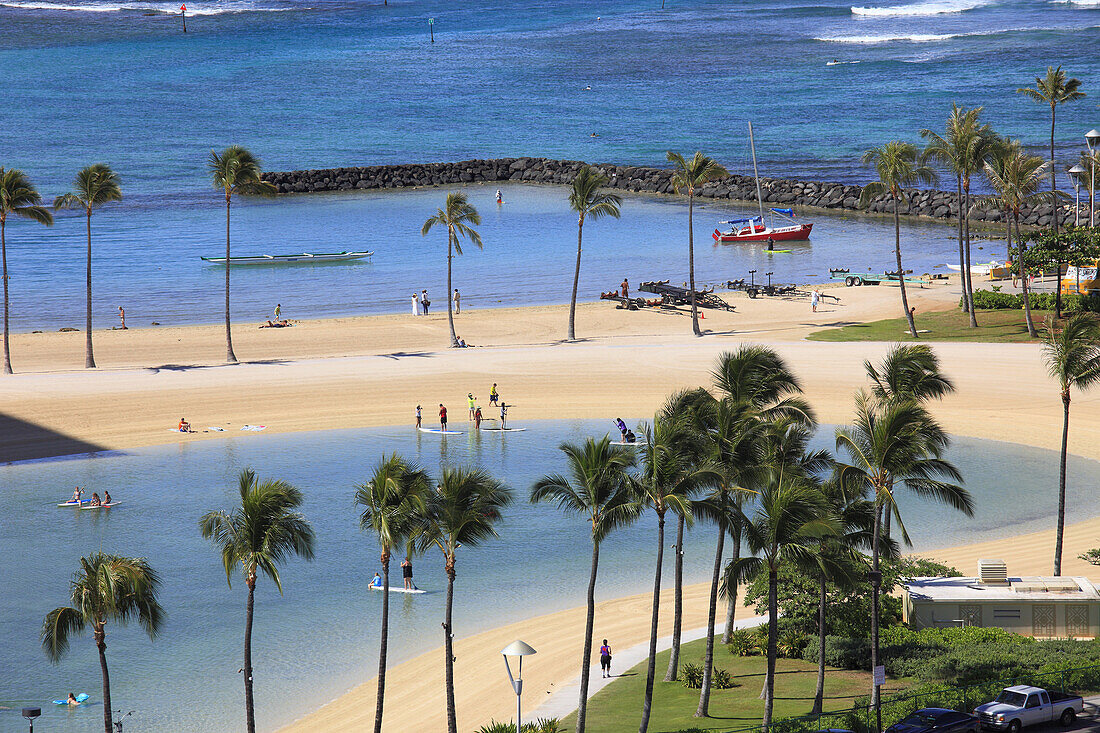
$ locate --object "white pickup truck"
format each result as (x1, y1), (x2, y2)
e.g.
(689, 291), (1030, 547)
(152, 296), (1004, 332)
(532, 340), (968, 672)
(974, 685), (1083, 731)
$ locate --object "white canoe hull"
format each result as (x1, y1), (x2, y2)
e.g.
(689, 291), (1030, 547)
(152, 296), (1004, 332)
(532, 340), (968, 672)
(201, 251), (373, 265)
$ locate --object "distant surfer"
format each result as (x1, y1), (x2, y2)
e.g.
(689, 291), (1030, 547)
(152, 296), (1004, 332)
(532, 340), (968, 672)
(416, 405), (422, 429)
(583, 85), (591, 91)
(401, 556), (415, 590)
(496, 189), (503, 204)
(439, 403), (448, 431)
(370, 573), (383, 588)
(615, 418), (627, 442)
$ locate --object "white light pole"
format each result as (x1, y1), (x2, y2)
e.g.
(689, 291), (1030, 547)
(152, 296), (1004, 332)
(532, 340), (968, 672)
(1070, 164), (1087, 226)
(1087, 129), (1100, 227)
(502, 640), (537, 733)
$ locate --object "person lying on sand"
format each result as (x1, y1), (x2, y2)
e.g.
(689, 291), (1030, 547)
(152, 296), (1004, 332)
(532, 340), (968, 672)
(260, 319), (292, 328)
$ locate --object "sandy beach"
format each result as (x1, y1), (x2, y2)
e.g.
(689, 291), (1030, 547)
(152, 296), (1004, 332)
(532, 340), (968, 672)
(6, 281), (1100, 733)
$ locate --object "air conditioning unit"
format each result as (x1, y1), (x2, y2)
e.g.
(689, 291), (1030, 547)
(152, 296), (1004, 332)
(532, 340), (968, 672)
(978, 559), (1008, 586)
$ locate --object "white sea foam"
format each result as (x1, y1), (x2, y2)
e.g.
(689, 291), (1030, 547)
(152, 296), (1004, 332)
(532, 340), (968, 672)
(0, 0), (297, 13)
(1050, 0), (1100, 5)
(816, 31), (962, 42)
(851, 0), (991, 16)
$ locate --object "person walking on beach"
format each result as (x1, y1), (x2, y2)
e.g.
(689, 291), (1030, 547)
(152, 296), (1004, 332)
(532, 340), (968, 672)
(467, 393), (476, 421)
(489, 383), (499, 406)
(474, 405), (482, 430)
(621, 279), (629, 298)
(600, 639), (613, 677)
(421, 290), (430, 315)
(416, 405), (422, 429)
(439, 403), (448, 431)
(274, 303), (281, 322)
(811, 289), (820, 313)
(453, 288), (461, 315)
(118, 306), (126, 329)
(401, 556), (415, 590)
(412, 293), (421, 316)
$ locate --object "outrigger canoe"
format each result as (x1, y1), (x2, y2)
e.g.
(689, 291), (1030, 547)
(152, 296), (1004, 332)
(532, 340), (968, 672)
(201, 251), (373, 265)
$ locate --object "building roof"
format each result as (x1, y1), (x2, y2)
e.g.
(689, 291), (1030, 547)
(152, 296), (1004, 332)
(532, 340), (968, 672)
(904, 576), (1100, 603)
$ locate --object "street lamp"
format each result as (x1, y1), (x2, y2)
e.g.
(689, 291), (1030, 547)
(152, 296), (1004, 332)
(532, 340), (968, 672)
(1069, 164), (1087, 226)
(501, 640), (537, 733)
(1087, 129), (1100, 227)
(21, 708), (40, 733)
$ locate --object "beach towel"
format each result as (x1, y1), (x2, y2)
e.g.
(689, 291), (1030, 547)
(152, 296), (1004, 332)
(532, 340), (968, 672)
(205, 426), (226, 432)
(240, 425), (267, 431)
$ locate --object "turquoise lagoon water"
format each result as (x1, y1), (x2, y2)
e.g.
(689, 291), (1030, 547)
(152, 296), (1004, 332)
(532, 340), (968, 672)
(0, 419), (1097, 732)
(1, 0), (1099, 330)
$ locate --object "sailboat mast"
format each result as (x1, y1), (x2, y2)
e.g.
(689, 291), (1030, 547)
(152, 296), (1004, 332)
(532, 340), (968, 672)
(748, 121), (766, 223)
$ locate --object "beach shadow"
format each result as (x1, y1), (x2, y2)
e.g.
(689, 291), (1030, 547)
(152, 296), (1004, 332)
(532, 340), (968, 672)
(146, 358), (291, 373)
(804, 321), (859, 328)
(377, 351), (434, 360)
(0, 413), (111, 464)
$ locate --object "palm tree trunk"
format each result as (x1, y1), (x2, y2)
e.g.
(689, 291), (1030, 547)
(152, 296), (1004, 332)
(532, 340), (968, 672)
(963, 182), (977, 328)
(244, 579), (257, 733)
(85, 209), (96, 368)
(812, 573), (827, 715)
(664, 514), (685, 681)
(721, 522), (741, 645)
(447, 229), (458, 348)
(956, 175), (968, 314)
(695, 525), (725, 718)
(225, 195), (237, 363)
(444, 561), (458, 733)
(569, 219), (583, 341)
(1055, 389), (1070, 576)
(1005, 208), (1012, 263)
(893, 196), (918, 339)
(374, 554), (391, 733)
(1, 217), (10, 374)
(639, 512), (665, 733)
(688, 192), (701, 337)
(1018, 212), (1038, 337)
(763, 568), (778, 729)
(576, 539), (600, 733)
(1051, 106), (1059, 237)
(870, 502), (883, 733)
(96, 627), (113, 733)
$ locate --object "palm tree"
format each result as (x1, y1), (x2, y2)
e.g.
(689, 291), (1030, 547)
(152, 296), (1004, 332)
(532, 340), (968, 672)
(666, 151), (729, 336)
(54, 164), (122, 369)
(567, 167), (622, 341)
(634, 416), (715, 733)
(0, 168), (52, 374)
(835, 394), (972, 724)
(42, 553), (164, 733)
(422, 192), (483, 348)
(921, 105), (998, 326)
(724, 470), (835, 729)
(864, 344), (955, 406)
(1017, 66), (1086, 234)
(1040, 314), (1100, 576)
(355, 455), (431, 733)
(860, 142), (937, 339)
(208, 146), (277, 363)
(984, 142), (1053, 337)
(199, 468), (316, 733)
(531, 437), (638, 733)
(421, 466), (513, 733)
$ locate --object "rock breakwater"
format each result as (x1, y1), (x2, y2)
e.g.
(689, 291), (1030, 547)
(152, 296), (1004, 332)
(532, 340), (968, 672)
(264, 157), (1084, 228)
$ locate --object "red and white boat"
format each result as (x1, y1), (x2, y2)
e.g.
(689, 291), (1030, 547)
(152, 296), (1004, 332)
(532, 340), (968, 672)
(712, 208), (813, 243)
(712, 121), (815, 244)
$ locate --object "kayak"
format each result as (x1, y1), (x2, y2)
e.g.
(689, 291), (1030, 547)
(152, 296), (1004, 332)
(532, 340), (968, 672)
(80, 502), (121, 510)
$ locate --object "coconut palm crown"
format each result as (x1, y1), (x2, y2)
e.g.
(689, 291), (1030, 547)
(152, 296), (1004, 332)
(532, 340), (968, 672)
(567, 167), (622, 341)
(0, 168), (53, 374)
(422, 192), (483, 348)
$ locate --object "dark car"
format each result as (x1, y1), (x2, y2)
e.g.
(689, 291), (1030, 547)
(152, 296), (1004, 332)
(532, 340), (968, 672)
(886, 708), (980, 733)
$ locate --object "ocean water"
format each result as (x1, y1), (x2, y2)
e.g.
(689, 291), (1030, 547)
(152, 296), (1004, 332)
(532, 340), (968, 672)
(0, 420), (1096, 732)
(1, 0), (1098, 330)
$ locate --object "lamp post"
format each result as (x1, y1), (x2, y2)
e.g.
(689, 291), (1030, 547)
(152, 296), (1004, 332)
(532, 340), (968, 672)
(1086, 129), (1100, 227)
(1070, 164), (1087, 226)
(501, 640), (537, 733)
(21, 708), (40, 733)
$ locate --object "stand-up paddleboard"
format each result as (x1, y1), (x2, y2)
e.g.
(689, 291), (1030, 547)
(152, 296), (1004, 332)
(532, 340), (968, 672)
(481, 427), (528, 432)
(53, 693), (90, 705)
(610, 441), (643, 447)
(57, 499), (85, 507)
(80, 502), (121, 510)
(369, 585), (427, 594)
(765, 249), (793, 254)
(418, 427), (464, 435)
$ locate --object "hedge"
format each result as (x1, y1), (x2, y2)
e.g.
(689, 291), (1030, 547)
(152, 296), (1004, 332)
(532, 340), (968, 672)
(965, 290), (1100, 312)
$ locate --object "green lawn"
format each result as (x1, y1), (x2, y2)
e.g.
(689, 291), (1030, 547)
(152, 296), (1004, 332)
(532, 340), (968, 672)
(560, 637), (908, 733)
(807, 308), (1052, 343)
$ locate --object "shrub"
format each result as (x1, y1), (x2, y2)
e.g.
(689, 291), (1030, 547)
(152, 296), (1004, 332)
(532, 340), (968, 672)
(726, 627), (762, 656)
(779, 630), (810, 659)
(967, 290), (1100, 312)
(821, 635), (871, 670)
(475, 719), (562, 733)
(712, 667), (738, 689)
(680, 662), (704, 689)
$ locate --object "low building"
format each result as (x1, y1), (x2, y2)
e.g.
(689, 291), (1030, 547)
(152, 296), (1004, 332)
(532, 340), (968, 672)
(902, 559), (1100, 639)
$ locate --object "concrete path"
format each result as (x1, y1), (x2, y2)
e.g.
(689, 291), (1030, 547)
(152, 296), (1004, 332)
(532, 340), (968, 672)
(529, 614), (766, 721)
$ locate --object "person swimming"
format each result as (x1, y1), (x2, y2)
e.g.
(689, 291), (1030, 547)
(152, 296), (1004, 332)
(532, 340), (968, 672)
(66, 693), (80, 706)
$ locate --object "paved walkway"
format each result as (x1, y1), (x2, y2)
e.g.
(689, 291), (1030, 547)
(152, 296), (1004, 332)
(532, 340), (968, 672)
(529, 614), (767, 721)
